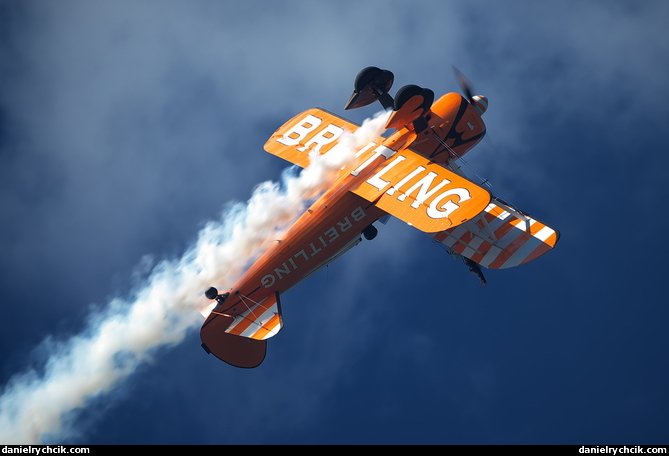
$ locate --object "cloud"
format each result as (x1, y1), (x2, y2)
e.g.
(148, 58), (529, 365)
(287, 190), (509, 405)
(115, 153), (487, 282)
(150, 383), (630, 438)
(0, 86), (389, 442)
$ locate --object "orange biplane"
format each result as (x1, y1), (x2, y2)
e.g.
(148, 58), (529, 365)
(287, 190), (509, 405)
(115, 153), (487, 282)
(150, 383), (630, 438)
(200, 67), (559, 368)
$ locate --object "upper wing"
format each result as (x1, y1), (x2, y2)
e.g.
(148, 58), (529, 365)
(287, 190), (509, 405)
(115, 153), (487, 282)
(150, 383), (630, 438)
(348, 148), (491, 233)
(264, 108), (363, 168)
(431, 197), (560, 269)
(264, 108), (491, 233)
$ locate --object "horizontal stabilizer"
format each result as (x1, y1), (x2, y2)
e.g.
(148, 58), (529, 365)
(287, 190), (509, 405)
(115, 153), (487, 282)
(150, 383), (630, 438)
(431, 198), (560, 269)
(224, 292), (283, 340)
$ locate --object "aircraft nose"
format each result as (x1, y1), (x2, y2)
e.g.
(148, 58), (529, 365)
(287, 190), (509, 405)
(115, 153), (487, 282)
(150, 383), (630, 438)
(472, 95), (488, 115)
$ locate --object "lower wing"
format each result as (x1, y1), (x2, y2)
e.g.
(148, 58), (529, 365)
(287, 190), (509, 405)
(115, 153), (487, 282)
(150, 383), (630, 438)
(431, 197), (560, 269)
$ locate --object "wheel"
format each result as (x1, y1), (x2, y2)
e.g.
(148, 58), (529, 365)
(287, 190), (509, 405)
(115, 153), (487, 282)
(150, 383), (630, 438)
(393, 84), (423, 111)
(363, 224), (378, 241)
(354, 66), (394, 94)
(393, 84), (434, 113)
(204, 287), (219, 300)
(346, 67), (395, 110)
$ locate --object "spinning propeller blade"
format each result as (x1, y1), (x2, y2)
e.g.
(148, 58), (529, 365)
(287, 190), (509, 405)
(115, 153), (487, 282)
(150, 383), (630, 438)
(452, 66), (474, 103)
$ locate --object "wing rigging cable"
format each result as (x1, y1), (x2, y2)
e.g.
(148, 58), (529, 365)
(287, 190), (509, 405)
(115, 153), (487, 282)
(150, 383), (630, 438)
(427, 128), (558, 276)
(225, 292), (283, 340)
(434, 132), (536, 232)
(431, 128), (502, 197)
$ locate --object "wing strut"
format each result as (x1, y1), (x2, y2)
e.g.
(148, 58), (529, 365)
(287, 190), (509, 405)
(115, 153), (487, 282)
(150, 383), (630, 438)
(491, 197), (532, 233)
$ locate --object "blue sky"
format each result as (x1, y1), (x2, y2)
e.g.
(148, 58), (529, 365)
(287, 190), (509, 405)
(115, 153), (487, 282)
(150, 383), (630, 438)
(1, 0), (668, 444)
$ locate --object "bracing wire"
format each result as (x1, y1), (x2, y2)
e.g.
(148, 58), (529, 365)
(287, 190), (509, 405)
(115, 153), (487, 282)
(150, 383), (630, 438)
(431, 128), (516, 208)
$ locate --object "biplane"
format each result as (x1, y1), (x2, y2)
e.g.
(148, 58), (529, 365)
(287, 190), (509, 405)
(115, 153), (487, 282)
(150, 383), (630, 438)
(200, 67), (559, 368)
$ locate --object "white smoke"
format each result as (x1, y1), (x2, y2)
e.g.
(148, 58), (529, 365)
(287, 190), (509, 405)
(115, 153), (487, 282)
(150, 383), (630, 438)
(0, 110), (391, 444)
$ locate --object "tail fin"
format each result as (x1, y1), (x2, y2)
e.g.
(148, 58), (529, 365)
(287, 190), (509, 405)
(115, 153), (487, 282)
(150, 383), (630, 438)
(200, 312), (268, 368)
(200, 292), (282, 368)
(201, 328), (267, 369)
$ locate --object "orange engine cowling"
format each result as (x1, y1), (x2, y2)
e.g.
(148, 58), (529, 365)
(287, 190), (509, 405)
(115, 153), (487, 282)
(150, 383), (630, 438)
(409, 92), (487, 164)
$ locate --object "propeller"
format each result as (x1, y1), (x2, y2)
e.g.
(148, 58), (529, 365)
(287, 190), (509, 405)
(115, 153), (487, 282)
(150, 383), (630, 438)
(452, 65), (474, 103)
(452, 66), (488, 115)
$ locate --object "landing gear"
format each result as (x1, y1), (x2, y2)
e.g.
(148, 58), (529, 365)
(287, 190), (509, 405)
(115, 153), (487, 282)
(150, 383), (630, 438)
(204, 287), (219, 300)
(345, 67), (395, 110)
(393, 84), (434, 114)
(362, 224), (378, 241)
(386, 84), (434, 131)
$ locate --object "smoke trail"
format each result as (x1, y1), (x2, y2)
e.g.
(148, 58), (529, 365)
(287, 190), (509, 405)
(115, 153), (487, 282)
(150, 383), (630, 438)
(0, 111), (390, 444)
